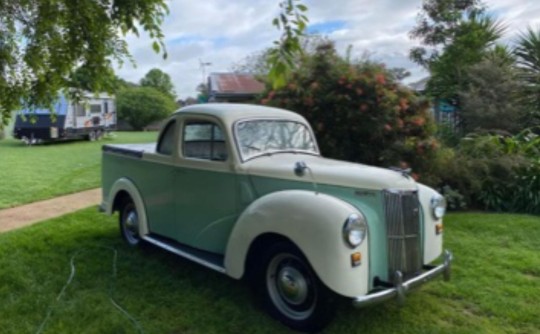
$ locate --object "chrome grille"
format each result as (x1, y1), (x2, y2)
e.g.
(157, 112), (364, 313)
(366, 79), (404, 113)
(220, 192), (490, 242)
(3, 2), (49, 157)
(384, 190), (422, 281)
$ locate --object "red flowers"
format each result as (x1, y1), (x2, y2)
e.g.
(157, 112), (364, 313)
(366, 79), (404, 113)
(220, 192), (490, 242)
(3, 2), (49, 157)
(375, 73), (386, 85)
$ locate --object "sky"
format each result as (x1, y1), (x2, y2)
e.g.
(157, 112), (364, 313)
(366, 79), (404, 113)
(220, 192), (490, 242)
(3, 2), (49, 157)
(116, 0), (540, 100)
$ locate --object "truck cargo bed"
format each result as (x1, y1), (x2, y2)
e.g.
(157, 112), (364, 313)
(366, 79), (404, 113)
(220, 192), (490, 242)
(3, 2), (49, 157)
(102, 143), (156, 158)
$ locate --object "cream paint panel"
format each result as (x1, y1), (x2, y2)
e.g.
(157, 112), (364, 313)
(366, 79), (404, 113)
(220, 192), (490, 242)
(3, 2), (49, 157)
(244, 154), (417, 191)
(225, 190), (370, 298)
(418, 184), (443, 264)
(105, 178), (149, 236)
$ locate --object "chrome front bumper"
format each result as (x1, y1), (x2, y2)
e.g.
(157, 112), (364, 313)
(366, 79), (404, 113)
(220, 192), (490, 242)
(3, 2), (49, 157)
(352, 250), (453, 308)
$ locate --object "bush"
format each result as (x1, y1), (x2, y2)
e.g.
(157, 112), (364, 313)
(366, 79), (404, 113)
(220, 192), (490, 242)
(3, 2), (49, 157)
(117, 86), (176, 130)
(434, 128), (540, 214)
(439, 185), (467, 210)
(260, 43), (439, 179)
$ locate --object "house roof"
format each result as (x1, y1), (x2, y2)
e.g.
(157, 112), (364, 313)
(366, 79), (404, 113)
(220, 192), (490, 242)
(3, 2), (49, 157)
(208, 73), (265, 96)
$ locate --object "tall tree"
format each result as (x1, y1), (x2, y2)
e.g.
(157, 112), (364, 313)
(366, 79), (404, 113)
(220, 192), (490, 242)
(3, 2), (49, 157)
(0, 0), (168, 127)
(458, 55), (525, 133)
(409, 0), (485, 68)
(426, 14), (505, 99)
(515, 27), (540, 125)
(140, 68), (176, 99)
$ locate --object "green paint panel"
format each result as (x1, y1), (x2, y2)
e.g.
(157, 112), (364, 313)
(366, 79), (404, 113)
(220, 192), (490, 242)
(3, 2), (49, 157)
(103, 154), (176, 231)
(174, 167), (238, 253)
(103, 153), (239, 254)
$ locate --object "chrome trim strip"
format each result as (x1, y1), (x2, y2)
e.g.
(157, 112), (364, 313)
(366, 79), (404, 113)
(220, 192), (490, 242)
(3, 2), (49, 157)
(142, 236), (227, 274)
(383, 189), (422, 279)
(352, 250), (453, 308)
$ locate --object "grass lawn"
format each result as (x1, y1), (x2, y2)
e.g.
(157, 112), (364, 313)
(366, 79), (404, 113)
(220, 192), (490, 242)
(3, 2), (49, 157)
(0, 132), (157, 209)
(0, 211), (538, 333)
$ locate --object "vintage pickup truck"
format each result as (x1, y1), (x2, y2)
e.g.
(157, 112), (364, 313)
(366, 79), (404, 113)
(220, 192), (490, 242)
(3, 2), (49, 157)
(101, 103), (452, 332)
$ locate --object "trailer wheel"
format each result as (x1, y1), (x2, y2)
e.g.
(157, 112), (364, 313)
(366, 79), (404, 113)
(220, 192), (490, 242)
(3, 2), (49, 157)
(87, 131), (96, 141)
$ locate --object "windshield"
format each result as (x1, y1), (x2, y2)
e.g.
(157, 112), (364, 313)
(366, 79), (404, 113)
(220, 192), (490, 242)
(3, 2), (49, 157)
(235, 119), (318, 161)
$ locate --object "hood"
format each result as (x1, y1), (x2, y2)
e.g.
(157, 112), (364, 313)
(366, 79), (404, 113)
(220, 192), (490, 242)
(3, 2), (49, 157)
(244, 153), (417, 191)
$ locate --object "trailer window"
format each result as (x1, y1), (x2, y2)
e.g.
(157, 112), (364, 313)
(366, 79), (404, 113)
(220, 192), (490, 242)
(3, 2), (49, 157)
(90, 104), (102, 114)
(74, 105), (86, 117)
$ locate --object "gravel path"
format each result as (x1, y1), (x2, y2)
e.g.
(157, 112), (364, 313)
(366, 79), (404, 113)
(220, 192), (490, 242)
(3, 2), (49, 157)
(0, 188), (101, 233)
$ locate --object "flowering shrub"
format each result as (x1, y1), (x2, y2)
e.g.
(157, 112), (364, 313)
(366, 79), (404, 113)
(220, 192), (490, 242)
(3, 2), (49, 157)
(260, 43), (439, 180)
(437, 128), (540, 214)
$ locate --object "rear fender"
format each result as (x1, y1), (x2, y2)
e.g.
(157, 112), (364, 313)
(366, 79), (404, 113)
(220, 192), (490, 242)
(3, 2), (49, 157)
(105, 178), (149, 236)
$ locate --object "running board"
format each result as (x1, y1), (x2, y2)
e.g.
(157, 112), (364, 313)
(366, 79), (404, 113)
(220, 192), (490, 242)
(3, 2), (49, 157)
(142, 235), (226, 274)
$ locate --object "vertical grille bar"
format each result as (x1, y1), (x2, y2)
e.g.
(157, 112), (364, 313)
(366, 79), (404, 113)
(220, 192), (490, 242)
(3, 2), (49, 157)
(384, 190), (422, 281)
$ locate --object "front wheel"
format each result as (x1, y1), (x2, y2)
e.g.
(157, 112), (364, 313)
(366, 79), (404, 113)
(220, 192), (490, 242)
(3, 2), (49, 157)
(253, 242), (336, 332)
(119, 200), (141, 246)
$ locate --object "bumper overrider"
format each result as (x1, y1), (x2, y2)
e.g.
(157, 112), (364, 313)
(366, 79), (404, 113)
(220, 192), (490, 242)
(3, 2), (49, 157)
(353, 250), (453, 308)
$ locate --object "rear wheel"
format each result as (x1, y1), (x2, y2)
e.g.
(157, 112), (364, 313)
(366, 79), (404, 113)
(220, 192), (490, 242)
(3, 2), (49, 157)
(119, 200), (141, 246)
(253, 242), (336, 332)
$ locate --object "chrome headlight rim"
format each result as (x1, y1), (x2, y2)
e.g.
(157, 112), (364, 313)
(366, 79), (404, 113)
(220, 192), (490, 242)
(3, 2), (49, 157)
(431, 194), (447, 219)
(343, 212), (368, 249)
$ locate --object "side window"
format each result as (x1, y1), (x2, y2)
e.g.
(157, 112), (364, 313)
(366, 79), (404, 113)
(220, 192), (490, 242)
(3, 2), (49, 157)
(90, 104), (102, 114)
(183, 121), (228, 161)
(74, 104), (86, 117)
(157, 120), (176, 155)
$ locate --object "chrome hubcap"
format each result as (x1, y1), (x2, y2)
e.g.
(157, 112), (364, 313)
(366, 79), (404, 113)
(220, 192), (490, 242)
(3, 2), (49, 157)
(124, 209), (139, 244)
(277, 267), (308, 305)
(266, 253), (317, 320)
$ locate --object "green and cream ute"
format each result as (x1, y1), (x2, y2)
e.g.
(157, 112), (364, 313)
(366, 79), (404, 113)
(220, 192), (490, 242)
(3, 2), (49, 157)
(101, 104), (452, 332)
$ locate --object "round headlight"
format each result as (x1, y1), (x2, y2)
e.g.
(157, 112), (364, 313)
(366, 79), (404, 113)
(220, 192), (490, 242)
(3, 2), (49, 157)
(343, 213), (367, 248)
(431, 194), (447, 219)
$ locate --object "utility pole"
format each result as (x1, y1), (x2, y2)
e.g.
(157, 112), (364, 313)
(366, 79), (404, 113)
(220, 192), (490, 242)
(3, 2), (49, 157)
(199, 59), (212, 85)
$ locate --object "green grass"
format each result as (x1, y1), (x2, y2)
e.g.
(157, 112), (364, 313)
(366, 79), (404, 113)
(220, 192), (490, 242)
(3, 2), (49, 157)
(0, 211), (538, 333)
(0, 132), (157, 209)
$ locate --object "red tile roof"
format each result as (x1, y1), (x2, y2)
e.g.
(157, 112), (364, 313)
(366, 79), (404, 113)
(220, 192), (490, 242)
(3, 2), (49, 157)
(210, 73), (265, 94)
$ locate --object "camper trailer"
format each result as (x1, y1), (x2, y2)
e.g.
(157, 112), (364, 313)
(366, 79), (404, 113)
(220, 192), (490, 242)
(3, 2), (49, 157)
(13, 93), (116, 144)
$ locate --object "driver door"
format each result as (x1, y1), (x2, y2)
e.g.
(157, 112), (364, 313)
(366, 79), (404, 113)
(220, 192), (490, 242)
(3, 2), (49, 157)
(173, 117), (238, 254)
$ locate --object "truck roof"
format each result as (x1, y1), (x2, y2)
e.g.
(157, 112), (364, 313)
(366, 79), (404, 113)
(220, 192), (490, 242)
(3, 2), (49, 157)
(175, 103), (308, 125)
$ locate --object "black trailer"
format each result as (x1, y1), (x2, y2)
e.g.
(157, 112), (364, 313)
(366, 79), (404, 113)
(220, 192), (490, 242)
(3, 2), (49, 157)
(13, 93), (116, 144)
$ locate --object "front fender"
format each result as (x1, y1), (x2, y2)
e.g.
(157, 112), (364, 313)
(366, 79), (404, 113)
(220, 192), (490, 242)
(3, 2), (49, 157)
(104, 177), (149, 236)
(224, 190), (370, 298)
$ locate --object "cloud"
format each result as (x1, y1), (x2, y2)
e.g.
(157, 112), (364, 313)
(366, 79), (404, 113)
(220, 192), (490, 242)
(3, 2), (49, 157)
(115, 0), (540, 98)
